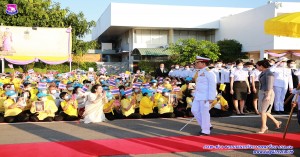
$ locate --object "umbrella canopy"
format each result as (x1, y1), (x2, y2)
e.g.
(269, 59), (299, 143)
(264, 12), (300, 38)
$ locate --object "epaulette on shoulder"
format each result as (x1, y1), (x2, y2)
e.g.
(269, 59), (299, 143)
(205, 68), (210, 71)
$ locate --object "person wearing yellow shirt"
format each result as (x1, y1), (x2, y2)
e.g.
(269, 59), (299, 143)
(0, 86), (5, 122)
(157, 89), (175, 118)
(30, 93), (61, 122)
(132, 87), (143, 113)
(103, 88), (123, 120)
(120, 92), (141, 119)
(0, 74), (10, 84)
(3, 90), (29, 123)
(59, 92), (79, 121)
(139, 88), (159, 118)
(185, 89), (194, 117)
(21, 90), (34, 115)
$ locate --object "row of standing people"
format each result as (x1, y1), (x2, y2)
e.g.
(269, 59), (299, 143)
(164, 58), (299, 115)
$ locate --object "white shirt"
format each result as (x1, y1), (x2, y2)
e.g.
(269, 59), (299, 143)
(250, 69), (261, 82)
(221, 68), (232, 84)
(230, 68), (249, 81)
(180, 69), (191, 78)
(270, 65), (293, 89)
(194, 67), (217, 100)
(212, 68), (224, 84)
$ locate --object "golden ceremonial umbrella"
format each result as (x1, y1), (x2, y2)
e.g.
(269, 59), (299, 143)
(265, 12), (300, 140)
(264, 12), (300, 38)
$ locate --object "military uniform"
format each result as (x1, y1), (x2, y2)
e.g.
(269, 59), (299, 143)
(192, 56), (217, 135)
(270, 63), (293, 113)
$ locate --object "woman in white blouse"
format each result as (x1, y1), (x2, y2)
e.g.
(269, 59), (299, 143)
(230, 60), (251, 115)
(82, 84), (107, 123)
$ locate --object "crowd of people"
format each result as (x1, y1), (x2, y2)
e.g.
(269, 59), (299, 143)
(0, 56), (299, 133)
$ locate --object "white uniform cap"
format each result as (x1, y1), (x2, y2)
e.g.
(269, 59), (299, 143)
(196, 56), (210, 62)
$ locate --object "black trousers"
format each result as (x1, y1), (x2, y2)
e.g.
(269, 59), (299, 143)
(224, 83), (234, 111)
(124, 113), (142, 119)
(0, 113), (4, 123)
(186, 108), (193, 117)
(174, 107), (186, 117)
(30, 114), (62, 122)
(59, 112), (78, 121)
(4, 112), (29, 123)
(141, 113), (159, 118)
(159, 112), (175, 118)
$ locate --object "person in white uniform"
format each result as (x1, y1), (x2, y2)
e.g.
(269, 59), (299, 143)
(221, 62), (234, 111)
(191, 56), (217, 136)
(270, 57), (293, 114)
(212, 60), (224, 93)
(230, 60), (251, 115)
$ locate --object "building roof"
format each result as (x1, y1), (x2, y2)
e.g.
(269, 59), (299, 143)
(132, 48), (171, 56)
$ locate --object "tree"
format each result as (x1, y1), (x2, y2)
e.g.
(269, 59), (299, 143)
(0, 0), (97, 56)
(217, 39), (247, 62)
(168, 38), (220, 65)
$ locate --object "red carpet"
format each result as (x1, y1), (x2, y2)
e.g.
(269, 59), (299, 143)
(0, 133), (299, 156)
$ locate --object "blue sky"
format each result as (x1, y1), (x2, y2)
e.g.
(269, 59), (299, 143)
(53, 0), (300, 41)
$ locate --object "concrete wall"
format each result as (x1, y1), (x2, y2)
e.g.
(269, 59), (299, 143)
(92, 4), (112, 40)
(92, 3), (251, 39)
(216, 2), (300, 53)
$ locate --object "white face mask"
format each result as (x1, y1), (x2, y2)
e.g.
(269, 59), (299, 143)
(247, 67), (253, 71)
(50, 90), (57, 94)
(42, 90), (47, 94)
(185, 68), (190, 70)
(216, 64), (222, 68)
(237, 66), (243, 70)
(68, 87), (74, 91)
(164, 93), (170, 97)
(226, 65), (232, 69)
(290, 64), (296, 69)
(175, 66), (179, 69)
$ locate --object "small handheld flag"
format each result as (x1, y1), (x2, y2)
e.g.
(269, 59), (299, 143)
(173, 86), (181, 92)
(58, 83), (67, 89)
(125, 88), (133, 96)
(8, 64), (13, 69)
(38, 82), (47, 89)
(28, 69), (34, 74)
(132, 82), (142, 88)
(111, 88), (120, 95)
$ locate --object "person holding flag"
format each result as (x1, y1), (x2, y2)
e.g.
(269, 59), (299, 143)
(192, 56), (217, 136)
(140, 88), (159, 118)
(157, 89), (176, 118)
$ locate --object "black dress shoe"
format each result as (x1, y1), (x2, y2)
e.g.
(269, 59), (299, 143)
(199, 132), (209, 136)
(274, 111), (281, 115)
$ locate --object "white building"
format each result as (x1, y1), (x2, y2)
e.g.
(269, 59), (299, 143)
(92, 2), (300, 71)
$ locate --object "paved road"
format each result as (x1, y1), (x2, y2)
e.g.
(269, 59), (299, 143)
(0, 114), (299, 156)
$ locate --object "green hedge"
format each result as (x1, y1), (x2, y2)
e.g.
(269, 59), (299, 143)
(3, 61), (97, 73)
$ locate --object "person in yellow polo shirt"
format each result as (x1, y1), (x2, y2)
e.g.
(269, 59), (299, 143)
(3, 90), (29, 123)
(0, 74), (10, 84)
(59, 92), (78, 121)
(157, 89), (175, 118)
(120, 91), (141, 119)
(139, 88), (159, 118)
(30, 93), (61, 122)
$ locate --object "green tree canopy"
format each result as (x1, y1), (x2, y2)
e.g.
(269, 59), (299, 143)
(0, 0), (98, 55)
(168, 38), (220, 65)
(217, 39), (247, 62)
